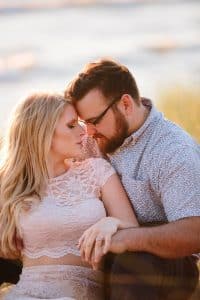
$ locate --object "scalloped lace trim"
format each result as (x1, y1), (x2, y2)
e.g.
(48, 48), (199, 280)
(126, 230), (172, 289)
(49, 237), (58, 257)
(22, 247), (80, 258)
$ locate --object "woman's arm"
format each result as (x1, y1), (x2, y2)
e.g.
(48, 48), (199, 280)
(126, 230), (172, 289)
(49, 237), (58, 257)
(78, 173), (138, 266)
(101, 173), (138, 227)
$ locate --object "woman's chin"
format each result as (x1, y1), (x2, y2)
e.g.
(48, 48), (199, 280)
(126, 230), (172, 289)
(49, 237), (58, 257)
(72, 151), (86, 161)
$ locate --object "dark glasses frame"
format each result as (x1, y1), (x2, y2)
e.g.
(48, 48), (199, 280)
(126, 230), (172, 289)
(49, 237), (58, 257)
(84, 97), (120, 125)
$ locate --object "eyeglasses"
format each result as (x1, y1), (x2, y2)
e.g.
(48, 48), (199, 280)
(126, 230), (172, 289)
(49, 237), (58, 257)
(84, 97), (119, 126)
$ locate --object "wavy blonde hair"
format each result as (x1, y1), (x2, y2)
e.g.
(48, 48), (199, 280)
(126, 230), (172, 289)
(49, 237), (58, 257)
(0, 92), (68, 258)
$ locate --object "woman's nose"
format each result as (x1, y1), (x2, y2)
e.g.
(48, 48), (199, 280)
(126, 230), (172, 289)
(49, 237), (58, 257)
(78, 122), (86, 136)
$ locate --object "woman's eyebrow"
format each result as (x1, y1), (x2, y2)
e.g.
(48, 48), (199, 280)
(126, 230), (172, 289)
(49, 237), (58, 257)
(66, 118), (78, 123)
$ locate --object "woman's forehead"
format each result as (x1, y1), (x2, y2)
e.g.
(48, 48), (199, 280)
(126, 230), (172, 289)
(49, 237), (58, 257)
(61, 104), (78, 121)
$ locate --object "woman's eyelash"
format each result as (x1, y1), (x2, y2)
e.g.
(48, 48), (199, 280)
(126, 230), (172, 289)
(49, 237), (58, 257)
(67, 124), (76, 129)
(67, 120), (79, 128)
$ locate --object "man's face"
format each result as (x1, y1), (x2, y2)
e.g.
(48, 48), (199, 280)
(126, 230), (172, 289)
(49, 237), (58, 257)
(75, 88), (129, 154)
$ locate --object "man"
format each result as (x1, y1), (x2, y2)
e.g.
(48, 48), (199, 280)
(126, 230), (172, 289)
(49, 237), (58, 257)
(65, 59), (200, 300)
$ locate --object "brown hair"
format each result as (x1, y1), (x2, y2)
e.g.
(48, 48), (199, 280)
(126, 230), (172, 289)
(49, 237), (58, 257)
(65, 59), (140, 105)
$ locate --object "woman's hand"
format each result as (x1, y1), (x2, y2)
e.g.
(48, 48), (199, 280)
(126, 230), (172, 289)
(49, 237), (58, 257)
(78, 217), (120, 266)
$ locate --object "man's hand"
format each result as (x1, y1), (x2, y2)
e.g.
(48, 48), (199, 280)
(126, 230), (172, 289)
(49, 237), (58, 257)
(110, 217), (200, 259)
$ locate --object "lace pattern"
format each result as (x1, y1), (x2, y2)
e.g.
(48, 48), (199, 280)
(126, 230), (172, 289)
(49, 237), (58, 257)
(81, 135), (103, 159)
(20, 158), (116, 259)
(4, 265), (103, 300)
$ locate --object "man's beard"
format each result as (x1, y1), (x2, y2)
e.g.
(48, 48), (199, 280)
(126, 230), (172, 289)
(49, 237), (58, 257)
(95, 109), (129, 154)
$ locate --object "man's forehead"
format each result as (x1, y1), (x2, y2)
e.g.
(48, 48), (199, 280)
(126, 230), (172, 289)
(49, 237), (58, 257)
(75, 89), (106, 119)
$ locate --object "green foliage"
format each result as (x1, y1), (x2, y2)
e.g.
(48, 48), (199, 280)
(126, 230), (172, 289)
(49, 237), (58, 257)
(157, 86), (200, 143)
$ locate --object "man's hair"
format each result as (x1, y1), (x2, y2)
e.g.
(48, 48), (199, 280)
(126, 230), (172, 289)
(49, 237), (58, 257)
(65, 59), (140, 105)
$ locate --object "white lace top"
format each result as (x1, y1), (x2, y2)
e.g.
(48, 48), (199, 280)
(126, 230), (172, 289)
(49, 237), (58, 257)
(19, 158), (115, 259)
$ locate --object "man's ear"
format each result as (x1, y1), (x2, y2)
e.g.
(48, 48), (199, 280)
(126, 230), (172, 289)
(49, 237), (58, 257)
(118, 94), (134, 116)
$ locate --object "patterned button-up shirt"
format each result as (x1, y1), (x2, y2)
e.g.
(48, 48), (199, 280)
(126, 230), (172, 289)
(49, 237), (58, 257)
(109, 100), (200, 224)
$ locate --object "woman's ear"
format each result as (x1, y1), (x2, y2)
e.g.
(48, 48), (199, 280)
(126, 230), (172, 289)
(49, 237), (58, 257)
(118, 94), (134, 116)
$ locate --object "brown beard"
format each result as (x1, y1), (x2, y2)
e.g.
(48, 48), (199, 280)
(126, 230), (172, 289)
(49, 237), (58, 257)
(95, 109), (129, 154)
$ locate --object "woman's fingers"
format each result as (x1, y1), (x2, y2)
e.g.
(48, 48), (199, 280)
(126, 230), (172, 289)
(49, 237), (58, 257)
(80, 230), (97, 262)
(91, 250), (100, 270)
(103, 235), (111, 254)
(78, 217), (120, 264)
(94, 236), (104, 263)
(79, 231), (91, 261)
(78, 233), (86, 249)
(84, 238), (95, 262)
(79, 241), (86, 261)
(79, 234), (112, 262)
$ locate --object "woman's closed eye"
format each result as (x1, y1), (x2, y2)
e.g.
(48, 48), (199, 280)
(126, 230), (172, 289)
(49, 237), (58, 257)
(67, 121), (78, 129)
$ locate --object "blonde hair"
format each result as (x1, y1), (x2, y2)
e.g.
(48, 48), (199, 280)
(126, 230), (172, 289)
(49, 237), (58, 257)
(0, 92), (68, 258)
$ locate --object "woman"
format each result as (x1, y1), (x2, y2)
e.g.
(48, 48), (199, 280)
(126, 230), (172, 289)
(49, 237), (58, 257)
(0, 93), (138, 299)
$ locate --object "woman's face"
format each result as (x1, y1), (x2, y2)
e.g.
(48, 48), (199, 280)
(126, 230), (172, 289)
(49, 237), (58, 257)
(50, 104), (86, 161)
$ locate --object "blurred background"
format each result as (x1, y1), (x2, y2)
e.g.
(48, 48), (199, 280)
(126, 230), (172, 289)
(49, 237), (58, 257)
(0, 0), (199, 142)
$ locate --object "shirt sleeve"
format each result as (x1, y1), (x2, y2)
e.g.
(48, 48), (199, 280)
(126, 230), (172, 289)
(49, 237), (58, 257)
(91, 158), (116, 188)
(158, 144), (200, 221)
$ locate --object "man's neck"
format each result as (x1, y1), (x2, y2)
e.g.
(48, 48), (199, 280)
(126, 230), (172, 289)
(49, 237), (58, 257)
(128, 103), (150, 135)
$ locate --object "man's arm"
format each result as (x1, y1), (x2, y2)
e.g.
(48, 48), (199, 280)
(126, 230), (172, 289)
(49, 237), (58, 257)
(110, 216), (200, 258)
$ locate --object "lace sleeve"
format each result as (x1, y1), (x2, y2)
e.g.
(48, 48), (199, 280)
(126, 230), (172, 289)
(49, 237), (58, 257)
(92, 158), (116, 187)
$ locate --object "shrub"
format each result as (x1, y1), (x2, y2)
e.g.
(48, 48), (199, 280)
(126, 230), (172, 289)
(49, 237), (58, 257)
(156, 85), (200, 143)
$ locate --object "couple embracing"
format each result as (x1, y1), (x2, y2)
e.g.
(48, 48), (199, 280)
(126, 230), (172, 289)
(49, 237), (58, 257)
(0, 59), (199, 300)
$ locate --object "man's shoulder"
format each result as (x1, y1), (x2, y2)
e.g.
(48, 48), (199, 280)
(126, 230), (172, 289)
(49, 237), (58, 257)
(150, 117), (199, 156)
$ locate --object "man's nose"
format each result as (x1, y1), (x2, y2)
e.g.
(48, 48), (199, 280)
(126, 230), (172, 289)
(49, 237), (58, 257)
(86, 124), (97, 136)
